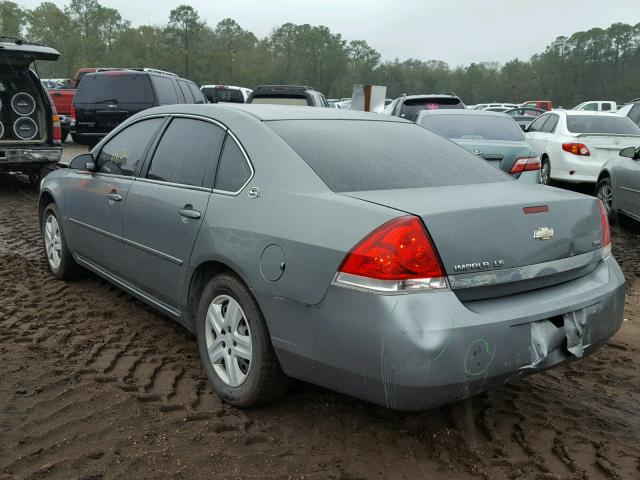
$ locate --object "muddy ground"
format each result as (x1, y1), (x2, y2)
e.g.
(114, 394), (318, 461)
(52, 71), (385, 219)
(1, 146), (639, 480)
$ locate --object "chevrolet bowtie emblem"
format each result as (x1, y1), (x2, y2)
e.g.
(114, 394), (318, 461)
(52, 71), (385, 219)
(533, 227), (554, 240)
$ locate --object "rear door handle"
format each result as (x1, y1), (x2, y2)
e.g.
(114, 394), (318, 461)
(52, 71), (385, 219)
(106, 192), (122, 202)
(178, 208), (201, 219)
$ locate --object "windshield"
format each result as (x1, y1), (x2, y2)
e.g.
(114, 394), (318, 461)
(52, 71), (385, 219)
(269, 120), (509, 192)
(74, 74), (154, 104)
(566, 115), (640, 135)
(419, 114), (525, 141)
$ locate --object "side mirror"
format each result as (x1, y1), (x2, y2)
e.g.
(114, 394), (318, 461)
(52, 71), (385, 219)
(69, 153), (96, 171)
(619, 146), (639, 160)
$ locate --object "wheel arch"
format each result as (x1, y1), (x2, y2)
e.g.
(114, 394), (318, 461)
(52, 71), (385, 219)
(38, 190), (56, 231)
(597, 169), (611, 184)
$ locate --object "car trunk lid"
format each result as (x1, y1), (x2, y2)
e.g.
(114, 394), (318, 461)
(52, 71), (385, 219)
(573, 133), (640, 164)
(454, 139), (534, 177)
(0, 42), (60, 66)
(344, 182), (603, 300)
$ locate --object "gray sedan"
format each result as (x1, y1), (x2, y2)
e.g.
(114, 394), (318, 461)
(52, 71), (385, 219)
(40, 105), (624, 410)
(597, 146), (640, 222)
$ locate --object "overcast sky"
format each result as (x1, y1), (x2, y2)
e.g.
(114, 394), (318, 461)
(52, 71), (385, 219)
(17, 0), (640, 66)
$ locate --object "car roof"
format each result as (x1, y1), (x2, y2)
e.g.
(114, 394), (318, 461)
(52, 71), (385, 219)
(403, 94), (461, 101)
(135, 103), (410, 123)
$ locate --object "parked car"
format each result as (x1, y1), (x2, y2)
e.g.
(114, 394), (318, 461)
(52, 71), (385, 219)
(480, 103), (520, 110)
(521, 100), (553, 111)
(201, 85), (252, 104)
(573, 100), (617, 112)
(246, 85), (328, 107)
(0, 40), (62, 182)
(40, 103), (624, 411)
(483, 106), (514, 113)
(73, 69), (206, 146)
(504, 106), (546, 130)
(616, 101), (640, 127)
(525, 110), (640, 185)
(597, 146), (640, 223)
(383, 94), (465, 121)
(416, 109), (540, 182)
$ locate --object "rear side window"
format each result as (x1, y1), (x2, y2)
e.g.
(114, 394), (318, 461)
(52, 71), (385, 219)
(214, 136), (252, 192)
(527, 114), (549, 132)
(420, 114), (525, 141)
(269, 120), (509, 192)
(177, 81), (194, 103)
(147, 118), (225, 187)
(74, 74), (153, 104)
(96, 118), (164, 176)
(566, 115), (640, 135)
(540, 114), (559, 133)
(151, 76), (179, 104)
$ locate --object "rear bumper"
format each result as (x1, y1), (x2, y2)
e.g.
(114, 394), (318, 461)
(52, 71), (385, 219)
(550, 153), (604, 183)
(255, 254), (625, 410)
(0, 146), (62, 168)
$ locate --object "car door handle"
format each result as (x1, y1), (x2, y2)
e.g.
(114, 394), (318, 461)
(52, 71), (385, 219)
(178, 208), (201, 219)
(106, 192), (122, 202)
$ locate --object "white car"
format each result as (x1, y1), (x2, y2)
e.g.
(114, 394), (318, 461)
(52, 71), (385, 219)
(200, 84), (252, 104)
(573, 100), (617, 112)
(525, 110), (640, 185)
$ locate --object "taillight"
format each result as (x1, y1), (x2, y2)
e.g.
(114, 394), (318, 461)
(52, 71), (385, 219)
(597, 200), (611, 258)
(52, 113), (62, 144)
(70, 104), (77, 121)
(562, 143), (590, 156)
(333, 216), (448, 293)
(510, 156), (541, 174)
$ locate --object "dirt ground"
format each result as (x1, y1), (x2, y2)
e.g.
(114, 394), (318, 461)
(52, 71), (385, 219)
(1, 146), (639, 480)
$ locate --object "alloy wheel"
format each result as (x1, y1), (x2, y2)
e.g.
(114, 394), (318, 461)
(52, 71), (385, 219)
(44, 214), (62, 270)
(598, 182), (613, 214)
(205, 295), (252, 387)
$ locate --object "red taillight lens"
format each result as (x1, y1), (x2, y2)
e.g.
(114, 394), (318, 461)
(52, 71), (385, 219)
(510, 156), (541, 174)
(562, 143), (590, 156)
(70, 104), (77, 121)
(337, 216), (445, 290)
(52, 114), (61, 144)
(597, 200), (611, 257)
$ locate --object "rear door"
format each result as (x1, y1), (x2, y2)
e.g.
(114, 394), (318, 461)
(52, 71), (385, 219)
(525, 113), (552, 153)
(66, 117), (164, 273)
(616, 154), (640, 217)
(121, 116), (226, 310)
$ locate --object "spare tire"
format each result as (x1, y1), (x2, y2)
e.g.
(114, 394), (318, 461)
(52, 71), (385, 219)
(13, 117), (38, 140)
(11, 92), (36, 116)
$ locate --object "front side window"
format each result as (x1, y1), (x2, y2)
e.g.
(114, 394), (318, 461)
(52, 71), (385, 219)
(602, 103), (612, 111)
(581, 103), (598, 111)
(628, 104), (640, 124)
(96, 117), (164, 176)
(214, 135), (252, 192)
(147, 118), (225, 187)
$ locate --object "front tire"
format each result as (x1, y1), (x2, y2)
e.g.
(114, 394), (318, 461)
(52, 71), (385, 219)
(41, 203), (83, 279)
(196, 273), (290, 407)
(597, 177), (617, 224)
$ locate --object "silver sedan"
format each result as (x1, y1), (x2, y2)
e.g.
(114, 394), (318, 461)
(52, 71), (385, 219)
(597, 146), (640, 223)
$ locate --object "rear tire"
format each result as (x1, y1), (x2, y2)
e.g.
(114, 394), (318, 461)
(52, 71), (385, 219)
(596, 176), (618, 224)
(540, 158), (551, 185)
(41, 203), (83, 280)
(196, 273), (290, 407)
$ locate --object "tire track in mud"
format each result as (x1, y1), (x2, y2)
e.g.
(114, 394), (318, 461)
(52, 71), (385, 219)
(2, 175), (640, 479)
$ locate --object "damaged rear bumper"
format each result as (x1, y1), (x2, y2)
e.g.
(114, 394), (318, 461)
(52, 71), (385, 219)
(255, 254), (625, 411)
(0, 146), (62, 168)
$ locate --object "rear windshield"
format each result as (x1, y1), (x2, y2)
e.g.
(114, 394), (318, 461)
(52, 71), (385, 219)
(401, 97), (463, 120)
(74, 74), (154, 104)
(251, 96), (309, 106)
(202, 87), (245, 103)
(419, 114), (525, 141)
(566, 115), (640, 135)
(269, 120), (509, 192)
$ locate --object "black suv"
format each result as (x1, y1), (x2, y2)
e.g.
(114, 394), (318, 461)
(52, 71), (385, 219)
(73, 69), (206, 146)
(0, 39), (63, 182)
(247, 85), (328, 107)
(384, 94), (465, 121)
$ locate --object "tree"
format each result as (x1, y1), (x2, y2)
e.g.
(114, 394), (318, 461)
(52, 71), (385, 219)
(168, 4), (204, 77)
(0, 1), (25, 38)
(213, 18), (256, 82)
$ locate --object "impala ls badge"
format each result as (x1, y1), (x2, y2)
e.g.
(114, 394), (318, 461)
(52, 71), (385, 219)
(534, 227), (554, 240)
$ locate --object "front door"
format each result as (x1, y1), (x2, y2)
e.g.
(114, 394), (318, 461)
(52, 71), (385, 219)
(67, 117), (165, 274)
(121, 116), (226, 310)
